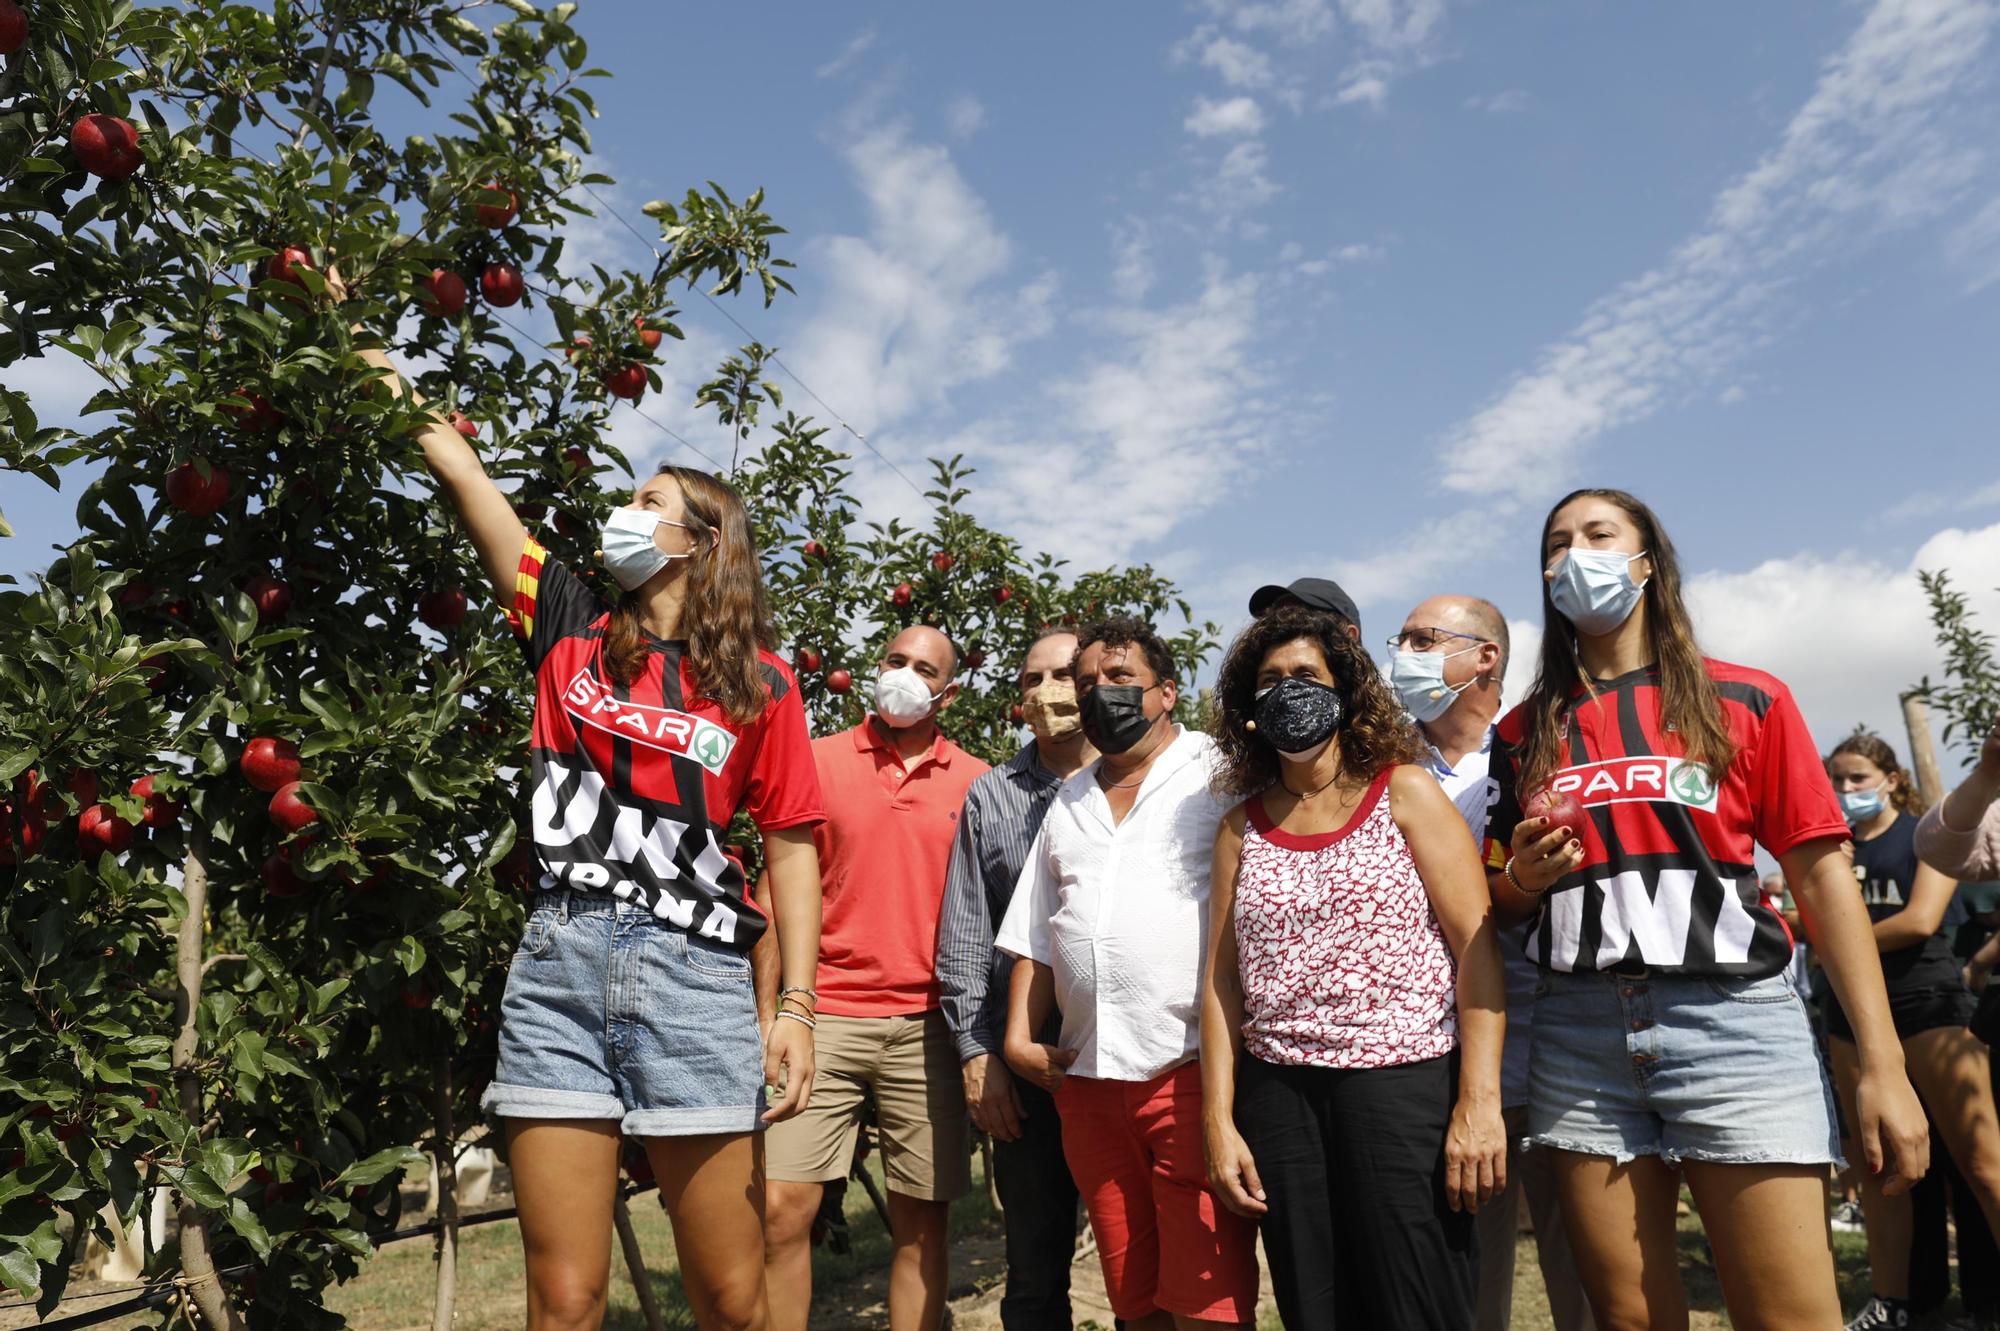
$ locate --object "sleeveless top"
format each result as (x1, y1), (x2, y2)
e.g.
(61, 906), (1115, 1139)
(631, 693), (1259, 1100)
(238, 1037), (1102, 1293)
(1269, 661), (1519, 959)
(1234, 768), (1459, 1070)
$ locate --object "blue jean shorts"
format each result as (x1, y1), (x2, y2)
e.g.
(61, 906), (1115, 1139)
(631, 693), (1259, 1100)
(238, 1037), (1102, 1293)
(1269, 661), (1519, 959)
(481, 892), (767, 1136)
(1526, 967), (1842, 1167)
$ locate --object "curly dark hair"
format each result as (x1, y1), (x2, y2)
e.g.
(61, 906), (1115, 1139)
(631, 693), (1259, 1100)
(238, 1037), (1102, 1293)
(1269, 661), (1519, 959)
(1209, 605), (1423, 800)
(1076, 615), (1177, 683)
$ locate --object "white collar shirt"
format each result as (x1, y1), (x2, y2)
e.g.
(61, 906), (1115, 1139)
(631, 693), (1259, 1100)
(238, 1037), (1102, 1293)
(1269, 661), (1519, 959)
(995, 727), (1231, 1083)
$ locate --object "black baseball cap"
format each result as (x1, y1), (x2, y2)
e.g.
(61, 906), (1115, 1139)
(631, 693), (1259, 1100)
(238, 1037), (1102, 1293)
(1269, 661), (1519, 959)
(1248, 577), (1361, 630)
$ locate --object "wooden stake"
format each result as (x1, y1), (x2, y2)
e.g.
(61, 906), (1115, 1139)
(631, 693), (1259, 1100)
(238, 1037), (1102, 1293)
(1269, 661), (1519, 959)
(1903, 691), (1948, 808)
(613, 1192), (669, 1331)
(431, 1059), (458, 1331)
(172, 828), (247, 1331)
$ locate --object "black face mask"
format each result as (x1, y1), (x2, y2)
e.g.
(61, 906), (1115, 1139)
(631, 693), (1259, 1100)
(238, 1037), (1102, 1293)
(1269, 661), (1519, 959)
(1081, 683), (1157, 755)
(1253, 678), (1343, 757)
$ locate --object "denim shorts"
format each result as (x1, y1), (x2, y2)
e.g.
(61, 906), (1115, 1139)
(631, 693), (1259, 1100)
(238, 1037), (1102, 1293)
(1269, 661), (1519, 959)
(1526, 967), (1842, 1167)
(481, 892), (767, 1136)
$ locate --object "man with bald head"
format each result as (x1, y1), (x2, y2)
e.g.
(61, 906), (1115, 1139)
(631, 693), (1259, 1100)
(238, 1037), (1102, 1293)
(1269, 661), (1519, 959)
(763, 624), (990, 1331)
(1387, 596), (1593, 1331)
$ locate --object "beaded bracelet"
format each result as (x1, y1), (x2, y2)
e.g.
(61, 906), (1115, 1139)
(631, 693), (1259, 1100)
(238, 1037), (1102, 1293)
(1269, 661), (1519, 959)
(1504, 856), (1551, 897)
(775, 1008), (817, 1031)
(779, 985), (818, 1005)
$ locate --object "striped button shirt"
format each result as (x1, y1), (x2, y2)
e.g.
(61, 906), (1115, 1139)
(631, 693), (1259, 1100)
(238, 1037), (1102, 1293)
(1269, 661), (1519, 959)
(935, 741), (1066, 1063)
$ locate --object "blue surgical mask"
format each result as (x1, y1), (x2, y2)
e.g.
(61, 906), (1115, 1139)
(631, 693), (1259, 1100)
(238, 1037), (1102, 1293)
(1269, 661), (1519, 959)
(601, 509), (691, 591)
(1389, 645), (1483, 724)
(1841, 788), (1887, 823)
(1547, 548), (1649, 636)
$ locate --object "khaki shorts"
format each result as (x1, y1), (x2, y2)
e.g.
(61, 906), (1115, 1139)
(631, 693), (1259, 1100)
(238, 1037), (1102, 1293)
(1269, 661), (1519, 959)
(764, 1010), (971, 1201)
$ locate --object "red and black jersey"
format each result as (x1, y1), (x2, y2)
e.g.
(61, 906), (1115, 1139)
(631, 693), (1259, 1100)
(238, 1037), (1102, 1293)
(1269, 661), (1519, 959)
(1489, 659), (1849, 979)
(509, 538), (823, 953)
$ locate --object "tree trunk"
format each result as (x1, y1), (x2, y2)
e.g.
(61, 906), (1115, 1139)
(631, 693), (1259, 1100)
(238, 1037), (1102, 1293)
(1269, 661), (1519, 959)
(173, 828), (247, 1331)
(430, 1058), (458, 1331)
(613, 1192), (669, 1331)
(1903, 691), (1949, 808)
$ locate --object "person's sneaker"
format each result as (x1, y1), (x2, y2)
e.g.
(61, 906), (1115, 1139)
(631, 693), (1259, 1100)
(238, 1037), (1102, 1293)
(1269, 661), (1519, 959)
(1845, 1297), (1910, 1330)
(1831, 1199), (1867, 1233)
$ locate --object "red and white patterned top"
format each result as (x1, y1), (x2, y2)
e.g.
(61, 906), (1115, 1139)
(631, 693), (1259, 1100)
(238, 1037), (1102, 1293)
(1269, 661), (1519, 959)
(1235, 768), (1459, 1069)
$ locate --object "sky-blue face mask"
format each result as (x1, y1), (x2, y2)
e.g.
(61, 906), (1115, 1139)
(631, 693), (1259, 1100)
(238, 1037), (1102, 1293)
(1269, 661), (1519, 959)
(1547, 547), (1649, 636)
(1840, 787), (1887, 823)
(601, 508), (692, 591)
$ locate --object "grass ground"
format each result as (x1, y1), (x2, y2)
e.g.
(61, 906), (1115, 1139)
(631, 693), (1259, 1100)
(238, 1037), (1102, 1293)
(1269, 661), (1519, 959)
(5, 1167), (1972, 1329)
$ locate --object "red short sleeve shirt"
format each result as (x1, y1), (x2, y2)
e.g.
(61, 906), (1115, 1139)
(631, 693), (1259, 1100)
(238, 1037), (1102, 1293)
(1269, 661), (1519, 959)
(1489, 659), (1848, 979)
(812, 720), (990, 1017)
(511, 538), (823, 953)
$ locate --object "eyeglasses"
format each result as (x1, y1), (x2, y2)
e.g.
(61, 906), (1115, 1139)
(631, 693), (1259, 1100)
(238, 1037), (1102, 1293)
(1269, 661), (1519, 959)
(1387, 627), (1483, 652)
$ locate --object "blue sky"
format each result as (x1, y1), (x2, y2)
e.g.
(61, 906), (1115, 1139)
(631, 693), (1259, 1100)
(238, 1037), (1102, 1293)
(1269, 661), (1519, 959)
(7, 0), (2000, 773)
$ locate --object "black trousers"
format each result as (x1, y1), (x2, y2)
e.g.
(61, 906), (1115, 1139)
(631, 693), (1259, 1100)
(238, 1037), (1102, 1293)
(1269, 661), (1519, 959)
(1236, 1053), (1477, 1329)
(993, 1077), (1083, 1330)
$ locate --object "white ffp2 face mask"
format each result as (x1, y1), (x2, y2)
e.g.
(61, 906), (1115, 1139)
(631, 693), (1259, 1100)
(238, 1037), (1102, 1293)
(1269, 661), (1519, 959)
(601, 508), (690, 591)
(874, 665), (940, 727)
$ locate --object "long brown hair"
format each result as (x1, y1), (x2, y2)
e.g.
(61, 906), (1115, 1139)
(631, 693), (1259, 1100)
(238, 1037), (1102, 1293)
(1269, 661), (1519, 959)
(1209, 605), (1422, 801)
(1828, 732), (1928, 817)
(602, 466), (777, 723)
(1516, 488), (1735, 797)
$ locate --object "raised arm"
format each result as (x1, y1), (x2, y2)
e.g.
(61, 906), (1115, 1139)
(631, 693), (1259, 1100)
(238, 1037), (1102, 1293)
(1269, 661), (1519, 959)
(330, 269), (525, 606)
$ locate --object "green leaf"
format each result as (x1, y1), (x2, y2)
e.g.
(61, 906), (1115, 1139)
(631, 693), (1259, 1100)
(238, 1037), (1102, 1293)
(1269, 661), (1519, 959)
(333, 1145), (425, 1189)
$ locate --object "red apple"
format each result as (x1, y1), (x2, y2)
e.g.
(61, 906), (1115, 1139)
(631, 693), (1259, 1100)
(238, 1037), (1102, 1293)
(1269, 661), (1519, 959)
(269, 781), (317, 833)
(603, 363), (646, 401)
(1009, 703), (1025, 724)
(993, 585), (1013, 605)
(826, 668), (853, 695)
(479, 262), (524, 308)
(70, 114), (142, 179)
(891, 582), (914, 608)
(931, 552), (954, 572)
(565, 335), (592, 363)
(793, 648), (822, 673)
(965, 649), (986, 670)
(245, 573), (291, 623)
(564, 446), (591, 472)
(399, 982), (434, 1010)
(163, 460), (230, 516)
(224, 389), (280, 434)
(635, 316), (662, 352)
(264, 245), (314, 288)
(473, 182), (517, 228)
(418, 589), (467, 631)
(240, 737), (301, 792)
(130, 775), (181, 829)
(77, 803), (134, 857)
(447, 411), (478, 439)
(0, 0), (25, 56)
(1523, 787), (1591, 845)
(419, 268), (467, 317)
(64, 770), (100, 805)
(261, 851), (306, 899)
(802, 539), (827, 560)
(117, 580), (153, 608)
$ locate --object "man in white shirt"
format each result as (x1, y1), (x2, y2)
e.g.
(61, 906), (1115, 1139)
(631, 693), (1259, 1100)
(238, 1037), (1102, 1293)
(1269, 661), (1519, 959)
(1387, 595), (1594, 1331)
(997, 617), (1259, 1331)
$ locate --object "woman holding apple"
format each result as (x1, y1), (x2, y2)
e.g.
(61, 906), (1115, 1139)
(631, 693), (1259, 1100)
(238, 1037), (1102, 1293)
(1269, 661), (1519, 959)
(1486, 487), (1929, 1330)
(1822, 733), (2000, 1331)
(339, 268), (825, 1331)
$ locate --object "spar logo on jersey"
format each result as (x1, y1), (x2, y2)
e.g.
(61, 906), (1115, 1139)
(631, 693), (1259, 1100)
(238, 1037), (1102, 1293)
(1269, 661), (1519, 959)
(561, 668), (739, 774)
(1550, 756), (1720, 813)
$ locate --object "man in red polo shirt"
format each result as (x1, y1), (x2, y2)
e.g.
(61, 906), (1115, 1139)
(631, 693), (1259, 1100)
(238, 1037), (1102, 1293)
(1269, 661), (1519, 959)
(763, 624), (990, 1331)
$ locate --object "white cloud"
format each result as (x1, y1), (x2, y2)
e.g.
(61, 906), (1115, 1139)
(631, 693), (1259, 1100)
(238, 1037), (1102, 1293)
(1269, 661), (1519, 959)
(1685, 521), (2000, 775)
(816, 27), (877, 80)
(1945, 193), (2000, 291)
(1879, 476), (2000, 524)
(786, 115), (1058, 445)
(1109, 219), (1156, 302)
(1179, 29), (1278, 88)
(1465, 88), (1531, 114)
(1211, 0), (1339, 46)
(1438, 0), (1997, 503)
(1185, 94), (1268, 138)
(1214, 139), (1282, 209)
(949, 267), (1276, 564)
(945, 94), (986, 140)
